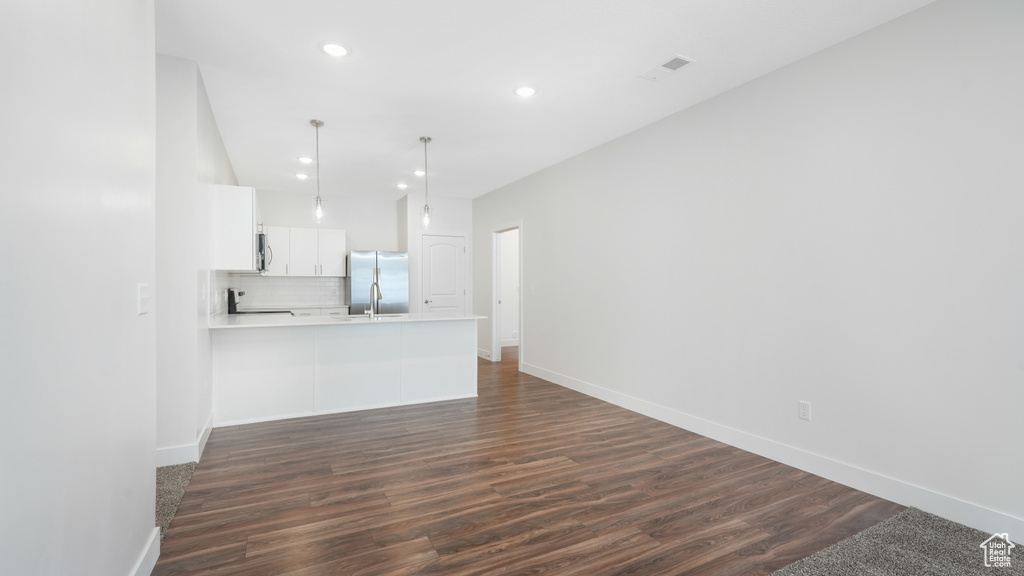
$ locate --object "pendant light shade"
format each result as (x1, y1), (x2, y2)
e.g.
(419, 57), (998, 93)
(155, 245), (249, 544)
(311, 119), (325, 223)
(420, 136), (432, 229)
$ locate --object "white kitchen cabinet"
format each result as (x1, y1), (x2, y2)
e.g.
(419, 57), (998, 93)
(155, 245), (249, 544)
(318, 229), (347, 276)
(289, 228), (320, 276)
(212, 185), (261, 271)
(264, 225), (290, 276)
(265, 226), (346, 276)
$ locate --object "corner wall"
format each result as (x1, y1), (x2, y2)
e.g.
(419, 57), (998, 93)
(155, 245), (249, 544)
(0, 1), (160, 574)
(156, 55), (237, 466)
(473, 0), (1023, 535)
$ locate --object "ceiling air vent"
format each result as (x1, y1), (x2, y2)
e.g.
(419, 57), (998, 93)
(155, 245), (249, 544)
(640, 55), (694, 82)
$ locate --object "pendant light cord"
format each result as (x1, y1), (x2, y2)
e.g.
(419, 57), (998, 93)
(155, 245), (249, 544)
(421, 136), (430, 207)
(315, 123), (321, 200)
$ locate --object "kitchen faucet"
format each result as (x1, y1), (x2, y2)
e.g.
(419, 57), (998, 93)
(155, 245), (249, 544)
(367, 268), (382, 319)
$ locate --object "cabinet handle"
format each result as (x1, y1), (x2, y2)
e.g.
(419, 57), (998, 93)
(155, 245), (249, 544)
(285, 263), (288, 275)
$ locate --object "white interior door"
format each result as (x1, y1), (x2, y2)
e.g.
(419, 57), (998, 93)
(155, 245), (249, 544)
(422, 235), (465, 314)
(499, 229), (520, 347)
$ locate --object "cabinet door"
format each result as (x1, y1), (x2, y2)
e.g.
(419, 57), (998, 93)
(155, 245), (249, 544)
(318, 229), (347, 276)
(211, 185), (256, 271)
(264, 226), (290, 276)
(289, 227), (319, 276)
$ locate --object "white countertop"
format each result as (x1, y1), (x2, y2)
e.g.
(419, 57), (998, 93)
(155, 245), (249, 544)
(209, 311), (484, 329)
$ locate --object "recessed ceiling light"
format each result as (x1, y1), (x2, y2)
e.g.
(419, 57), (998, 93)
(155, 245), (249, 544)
(397, 183), (408, 189)
(414, 170), (426, 177)
(322, 43), (349, 57)
(298, 157), (313, 164)
(515, 86), (536, 97)
(296, 173), (308, 180)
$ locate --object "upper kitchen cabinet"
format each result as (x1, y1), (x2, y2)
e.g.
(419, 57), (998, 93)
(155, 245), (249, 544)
(289, 227), (319, 276)
(212, 185), (261, 272)
(318, 229), (347, 276)
(267, 226), (346, 276)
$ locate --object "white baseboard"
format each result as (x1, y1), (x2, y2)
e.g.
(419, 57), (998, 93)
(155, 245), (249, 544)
(214, 410), (316, 428)
(156, 411), (215, 466)
(196, 411), (214, 460)
(156, 443), (197, 467)
(129, 527), (160, 576)
(500, 339), (520, 347)
(214, 396), (479, 429)
(477, 348), (493, 360)
(521, 361), (1024, 537)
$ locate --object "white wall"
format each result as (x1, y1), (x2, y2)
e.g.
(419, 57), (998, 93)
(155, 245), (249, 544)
(499, 229), (520, 346)
(256, 190), (397, 251)
(0, 1), (160, 575)
(155, 56), (236, 466)
(402, 192), (474, 314)
(473, 0), (1023, 536)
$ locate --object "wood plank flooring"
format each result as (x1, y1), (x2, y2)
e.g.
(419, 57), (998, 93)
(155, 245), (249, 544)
(154, 347), (903, 575)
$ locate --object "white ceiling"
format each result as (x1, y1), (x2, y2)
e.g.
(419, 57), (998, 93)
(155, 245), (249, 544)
(155, 0), (935, 201)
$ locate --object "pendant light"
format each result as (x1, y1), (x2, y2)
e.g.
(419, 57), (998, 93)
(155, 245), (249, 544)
(420, 136), (432, 229)
(311, 119), (325, 223)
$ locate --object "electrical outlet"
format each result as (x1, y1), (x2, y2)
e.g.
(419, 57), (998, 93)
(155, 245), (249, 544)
(798, 401), (812, 421)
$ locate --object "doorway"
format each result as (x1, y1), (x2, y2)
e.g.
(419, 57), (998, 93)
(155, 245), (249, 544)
(492, 225), (522, 364)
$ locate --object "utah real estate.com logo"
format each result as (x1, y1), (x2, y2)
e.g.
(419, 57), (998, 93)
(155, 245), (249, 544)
(980, 533), (1014, 568)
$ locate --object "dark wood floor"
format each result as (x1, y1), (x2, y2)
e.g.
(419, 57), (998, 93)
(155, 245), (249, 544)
(154, 347), (903, 575)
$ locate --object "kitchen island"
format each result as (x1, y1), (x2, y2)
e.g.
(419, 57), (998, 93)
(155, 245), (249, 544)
(209, 312), (483, 426)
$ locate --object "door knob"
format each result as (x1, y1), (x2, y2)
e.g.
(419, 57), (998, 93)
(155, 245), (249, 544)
(424, 299), (432, 304)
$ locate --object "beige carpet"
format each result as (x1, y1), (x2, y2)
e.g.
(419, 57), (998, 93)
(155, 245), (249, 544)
(156, 462), (196, 541)
(771, 508), (1022, 576)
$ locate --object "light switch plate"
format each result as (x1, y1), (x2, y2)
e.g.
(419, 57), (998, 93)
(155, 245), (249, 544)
(137, 283), (150, 315)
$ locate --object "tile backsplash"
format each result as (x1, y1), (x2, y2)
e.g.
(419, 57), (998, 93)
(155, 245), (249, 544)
(212, 271), (346, 314)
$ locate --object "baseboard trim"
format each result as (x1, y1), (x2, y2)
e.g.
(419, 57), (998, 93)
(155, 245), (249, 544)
(521, 361), (1024, 537)
(155, 443), (197, 467)
(214, 410), (316, 428)
(197, 411), (214, 460)
(500, 339), (520, 347)
(156, 411), (215, 466)
(129, 527), (160, 576)
(401, 393), (479, 406)
(477, 348), (493, 360)
(214, 396), (479, 429)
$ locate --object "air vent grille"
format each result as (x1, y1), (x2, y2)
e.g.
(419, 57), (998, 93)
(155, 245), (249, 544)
(639, 54), (694, 82)
(661, 56), (691, 71)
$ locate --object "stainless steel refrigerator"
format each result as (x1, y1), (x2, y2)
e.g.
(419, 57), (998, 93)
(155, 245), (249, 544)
(347, 251), (409, 315)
